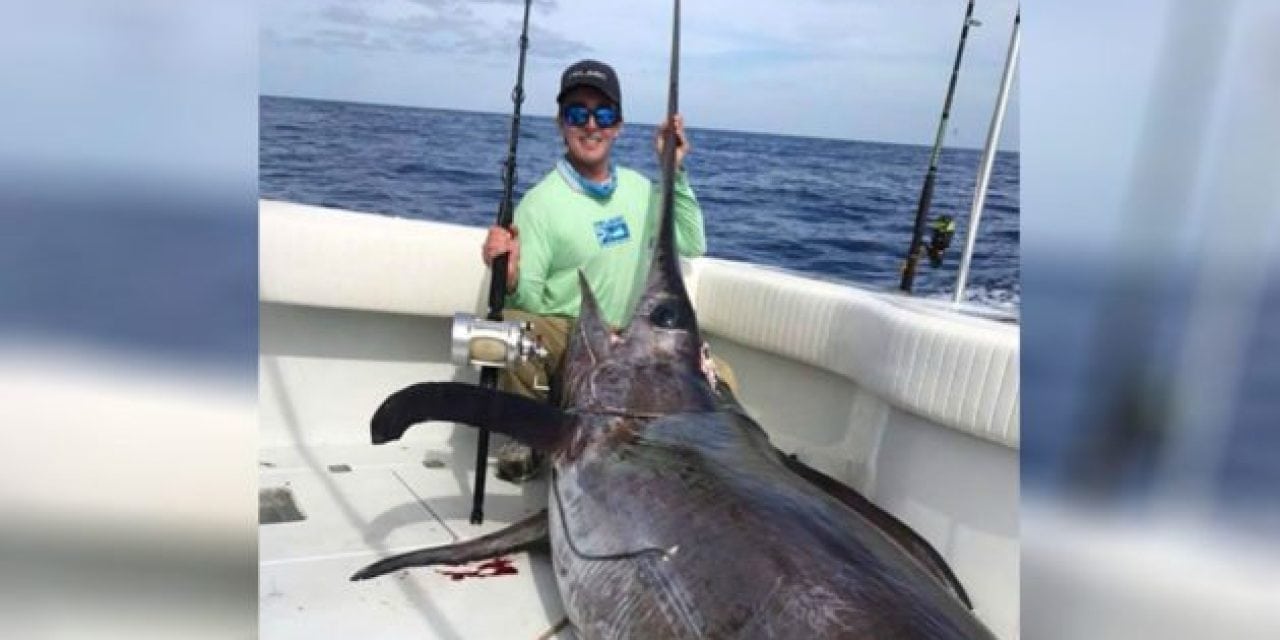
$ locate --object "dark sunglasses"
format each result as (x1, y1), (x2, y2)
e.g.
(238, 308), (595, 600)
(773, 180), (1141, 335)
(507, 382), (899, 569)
(561, 103), (620, 128)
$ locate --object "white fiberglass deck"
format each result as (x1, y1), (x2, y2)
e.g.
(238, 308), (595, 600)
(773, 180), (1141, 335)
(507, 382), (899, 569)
(257, 300), (571, 639)
(258, 437), (569, 639)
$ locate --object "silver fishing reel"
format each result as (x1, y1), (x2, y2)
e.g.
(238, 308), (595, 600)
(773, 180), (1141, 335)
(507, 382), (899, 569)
(450, 313), (548, 369)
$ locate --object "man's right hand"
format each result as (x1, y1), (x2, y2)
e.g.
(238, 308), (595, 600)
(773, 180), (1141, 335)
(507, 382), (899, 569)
(482, 225), (519, 291)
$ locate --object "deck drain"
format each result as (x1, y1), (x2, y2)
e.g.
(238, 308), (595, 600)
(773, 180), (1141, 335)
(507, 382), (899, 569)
(422, 459), (446, 469)
(328, 464), (352, 473)
(259, 487), (306, 524)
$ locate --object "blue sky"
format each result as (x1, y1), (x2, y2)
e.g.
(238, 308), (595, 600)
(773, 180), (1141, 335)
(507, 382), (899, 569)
(261, 0), (1020, 149)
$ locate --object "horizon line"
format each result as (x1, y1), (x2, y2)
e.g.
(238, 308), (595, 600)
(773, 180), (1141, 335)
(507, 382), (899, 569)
(260, 92), (1020, 155)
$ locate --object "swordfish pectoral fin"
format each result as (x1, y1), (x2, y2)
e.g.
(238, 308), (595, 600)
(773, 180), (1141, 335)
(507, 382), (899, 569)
(371, 382), (569, 452)
(778, 451), (975, 610)
(350, 509), (549, 581)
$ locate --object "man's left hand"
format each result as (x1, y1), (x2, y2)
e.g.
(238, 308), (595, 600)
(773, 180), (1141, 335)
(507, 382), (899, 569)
(654, 114), (691, 170)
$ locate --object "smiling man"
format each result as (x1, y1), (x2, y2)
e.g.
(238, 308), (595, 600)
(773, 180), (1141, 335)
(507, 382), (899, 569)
(480, 58), (714, 480)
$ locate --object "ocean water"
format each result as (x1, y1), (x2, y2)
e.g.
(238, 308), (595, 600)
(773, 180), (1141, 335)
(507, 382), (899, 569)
(260, 95), (1020, 308)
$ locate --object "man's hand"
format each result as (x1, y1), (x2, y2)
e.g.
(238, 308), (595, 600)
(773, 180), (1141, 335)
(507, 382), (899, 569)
(654, 114), (691, 170)
(482, 225), (519, 292)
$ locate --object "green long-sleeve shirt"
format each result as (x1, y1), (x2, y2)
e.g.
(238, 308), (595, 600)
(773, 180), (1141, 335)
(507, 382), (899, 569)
(508, 166), (705, 328)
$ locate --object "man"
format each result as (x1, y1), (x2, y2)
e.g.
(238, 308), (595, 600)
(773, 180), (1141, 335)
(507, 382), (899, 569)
(481, 59), (734, 480)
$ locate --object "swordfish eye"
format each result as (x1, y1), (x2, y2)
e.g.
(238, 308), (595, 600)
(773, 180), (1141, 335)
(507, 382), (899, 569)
(648, 300), (689, 329)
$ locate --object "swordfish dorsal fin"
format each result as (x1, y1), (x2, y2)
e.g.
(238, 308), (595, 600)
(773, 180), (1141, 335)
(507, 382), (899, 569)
(557, 272), (616, 408)
(573, 270), (613, 361)
(370, 382), (568, 452)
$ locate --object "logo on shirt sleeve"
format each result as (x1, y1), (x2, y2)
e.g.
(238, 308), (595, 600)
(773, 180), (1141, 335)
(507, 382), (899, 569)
(593, 215), (631, 248)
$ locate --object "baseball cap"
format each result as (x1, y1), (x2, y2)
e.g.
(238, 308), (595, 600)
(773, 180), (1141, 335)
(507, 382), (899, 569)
(556, 59), (622, 116)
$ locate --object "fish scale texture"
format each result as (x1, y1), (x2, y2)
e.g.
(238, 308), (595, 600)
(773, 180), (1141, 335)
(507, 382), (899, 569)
(549, 412), (994, 639)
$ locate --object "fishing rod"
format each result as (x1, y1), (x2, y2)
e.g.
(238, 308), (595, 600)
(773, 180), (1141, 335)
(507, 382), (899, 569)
(899, 0), (977, 293)
(470, 0), (534, 525)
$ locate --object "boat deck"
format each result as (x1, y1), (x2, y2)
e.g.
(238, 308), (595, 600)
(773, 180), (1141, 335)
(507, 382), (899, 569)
(258, 439), (570, 640)
(257, 201), (1021, 638)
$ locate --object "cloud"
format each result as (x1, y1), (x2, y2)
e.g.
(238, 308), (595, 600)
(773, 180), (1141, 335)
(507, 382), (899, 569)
(318, 5), (377, 28)
(409, 0), (558, 8)
(267, 0), (584, 58)
(307, 28), (396, 53)
(524, 22), (591, 58)
(261, 0), (1020, 146)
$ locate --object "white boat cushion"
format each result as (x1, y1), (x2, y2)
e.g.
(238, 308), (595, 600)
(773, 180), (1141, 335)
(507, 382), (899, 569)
(260, 202), (1018, 448)
(260, 200), (489, 316)
(690, 258), (1019, 448)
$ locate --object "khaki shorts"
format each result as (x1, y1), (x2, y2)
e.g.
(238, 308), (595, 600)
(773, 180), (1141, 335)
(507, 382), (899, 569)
(498, 308), (738, 403)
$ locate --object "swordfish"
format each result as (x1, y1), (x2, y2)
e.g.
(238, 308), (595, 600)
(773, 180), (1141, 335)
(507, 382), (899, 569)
(351, 170), (996, 639)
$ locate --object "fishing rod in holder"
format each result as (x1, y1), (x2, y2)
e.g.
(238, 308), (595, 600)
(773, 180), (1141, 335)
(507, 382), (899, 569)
(461, 0), (535, 525)
(899, 0), (978, 293)
(953, 8), (1019, 304)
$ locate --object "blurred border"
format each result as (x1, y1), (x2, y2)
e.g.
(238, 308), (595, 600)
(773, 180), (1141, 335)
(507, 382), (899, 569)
(1022, 0), (1280, 636)
(4, 0), (1278, 638)
(1, 2), (258, 637)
